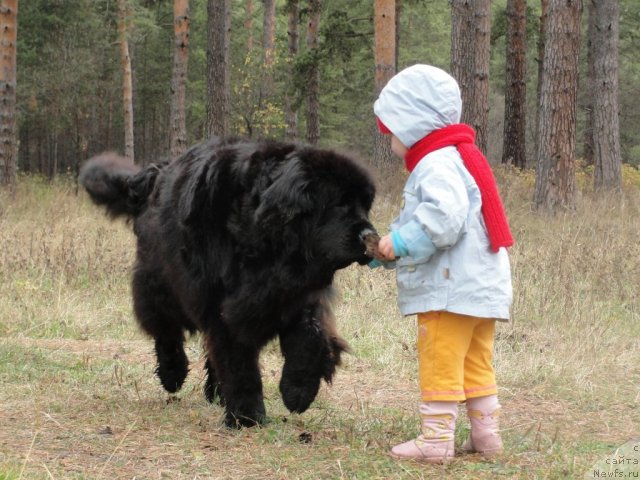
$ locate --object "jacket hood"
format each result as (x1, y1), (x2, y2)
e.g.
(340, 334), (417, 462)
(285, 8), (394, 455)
(374, 64), (462, 148)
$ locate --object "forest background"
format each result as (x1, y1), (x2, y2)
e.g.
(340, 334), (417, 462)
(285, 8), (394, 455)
(12, 0), (640, 177)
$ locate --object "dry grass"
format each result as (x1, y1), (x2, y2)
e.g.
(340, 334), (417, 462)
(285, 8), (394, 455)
(0, 170), (639, 479)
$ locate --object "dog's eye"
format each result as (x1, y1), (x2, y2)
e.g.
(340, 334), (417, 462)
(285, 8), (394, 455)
(334, 203), (349, 212)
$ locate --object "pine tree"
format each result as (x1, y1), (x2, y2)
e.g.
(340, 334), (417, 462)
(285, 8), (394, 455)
(373, 0), (396, 170)
(169, 0), (190, 158)
(451, 0), (491, 154)
(285, 0), (300, 141)
(117, 0), (134, 162)
(0, 0), (18, 186)
(305, 0), (321, 146)
(534, 0), (582, 210)
(502, 0), (527, 169)
(588, 0), (622, 191)
(206, 0), (231, 137)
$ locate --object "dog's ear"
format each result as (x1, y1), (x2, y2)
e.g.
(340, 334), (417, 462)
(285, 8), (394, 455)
(255, 157), (314, 227)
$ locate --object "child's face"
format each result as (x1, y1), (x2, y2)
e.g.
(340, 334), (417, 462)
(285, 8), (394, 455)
(391, 135), (408, 159)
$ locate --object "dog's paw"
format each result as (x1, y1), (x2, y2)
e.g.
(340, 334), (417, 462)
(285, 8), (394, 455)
(224, 403), (266, 429)
(279, 377), (321, 414)
(155, 360), (189, 394)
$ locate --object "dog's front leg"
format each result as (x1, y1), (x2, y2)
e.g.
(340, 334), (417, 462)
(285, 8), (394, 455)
(279, 302), (343, 414)
(206, 328), (265, 428)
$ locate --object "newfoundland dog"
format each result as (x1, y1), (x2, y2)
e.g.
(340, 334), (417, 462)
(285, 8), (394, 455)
(80, 137), (379, 427)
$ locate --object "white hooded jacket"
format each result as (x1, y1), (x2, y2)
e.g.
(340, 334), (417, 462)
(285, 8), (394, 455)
(374, 65), (512, 320)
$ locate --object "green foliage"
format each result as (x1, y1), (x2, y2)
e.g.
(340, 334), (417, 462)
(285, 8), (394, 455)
(14, 0), (640, 172)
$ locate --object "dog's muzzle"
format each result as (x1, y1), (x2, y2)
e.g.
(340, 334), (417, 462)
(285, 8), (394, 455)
(359, 228), (385, 261)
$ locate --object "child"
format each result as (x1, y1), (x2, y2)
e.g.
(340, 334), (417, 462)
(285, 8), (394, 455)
(372, 64), (513, 463)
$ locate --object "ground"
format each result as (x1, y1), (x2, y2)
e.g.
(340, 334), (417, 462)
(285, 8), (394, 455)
(0, 173), (638, 479)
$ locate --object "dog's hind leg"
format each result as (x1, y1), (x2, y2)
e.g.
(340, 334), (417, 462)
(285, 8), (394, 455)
(202, 337), (225, 406)
(132, 268), (191, 394)
(153, 335), (189, 394)
(204, 326), (265, 428)
(278, 297), (348, 414)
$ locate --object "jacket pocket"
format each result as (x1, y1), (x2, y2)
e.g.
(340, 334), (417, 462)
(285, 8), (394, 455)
(396, 258), (430, 290)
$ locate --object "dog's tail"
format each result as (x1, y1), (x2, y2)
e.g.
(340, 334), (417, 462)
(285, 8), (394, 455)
(79, 153), (160, 219)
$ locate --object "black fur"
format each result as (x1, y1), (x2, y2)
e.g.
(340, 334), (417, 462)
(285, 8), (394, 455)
(80, 137), (377, 427)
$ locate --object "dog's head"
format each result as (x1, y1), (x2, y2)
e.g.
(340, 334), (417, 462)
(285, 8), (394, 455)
(255, 146), (377, 270)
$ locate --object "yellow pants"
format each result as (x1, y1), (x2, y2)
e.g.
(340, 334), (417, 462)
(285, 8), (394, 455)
(418, 311), (498, 402)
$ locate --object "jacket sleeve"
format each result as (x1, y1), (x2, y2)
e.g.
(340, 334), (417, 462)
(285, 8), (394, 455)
(395, 158), (470, 259)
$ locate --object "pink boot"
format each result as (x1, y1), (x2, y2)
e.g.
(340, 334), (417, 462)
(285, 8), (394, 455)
(461, 395), (503, 456)
(390, 402), (458, 463)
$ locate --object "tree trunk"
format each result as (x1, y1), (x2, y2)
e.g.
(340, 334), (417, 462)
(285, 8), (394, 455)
(583, 0), (595, 166)
(589, 0), (621, 191)
(262, 0), (277, 70)
(535, 0), (548, 163)
(169, 0), (190, 158)
(259, 0), (277, 127)
(206, 0), (231, 137)
(395, 0), (401, 72)
(305, 0), (321, 146)
(450, 0), (491, 155)
(0, 0), (18, 187)
(373, 0), (396, 170)
(502, 0), (527, 169)
(245, 0), (254, 52)
(117, 0), (134, 162)
(284, 0), (300, 142)
(533, 0), (582, 211)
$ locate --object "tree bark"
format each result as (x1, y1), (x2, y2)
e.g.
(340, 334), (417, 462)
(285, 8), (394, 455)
(535, 0), (548, 163)
(262, 0), (277, 70)
(0, 0), (18, 187)
(259, 0), (277, 126)
(305, 0), (321, 146)
(206, 0), (231, 137)
(533, 0), (582, 211)
(284, 0), (300, 141)
(169, 0), (190, 158)
(502, 0), (527, 169)
(117, 0), (134, 162)
(450, 0), (491, 155)
(245, 0), (254, 52)
(589, 0), (621, 191)
(583, 0), (595, 166)
(373, 0), (396, 170)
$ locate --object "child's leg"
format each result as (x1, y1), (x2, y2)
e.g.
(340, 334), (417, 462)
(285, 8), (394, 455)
(418, 311), (477, 402)
(462, 319), (503, 455)
(462, 317), (497, 398)
(391, 311), (477, 462)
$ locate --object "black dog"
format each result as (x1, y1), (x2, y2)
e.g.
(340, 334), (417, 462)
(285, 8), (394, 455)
(80, 137), (377, 427)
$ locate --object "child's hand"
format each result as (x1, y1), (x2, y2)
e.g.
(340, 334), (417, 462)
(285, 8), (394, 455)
(378, 234), (396, 261)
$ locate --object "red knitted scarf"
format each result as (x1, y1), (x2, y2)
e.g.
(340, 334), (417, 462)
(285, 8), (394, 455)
(405, 124), (514, 252)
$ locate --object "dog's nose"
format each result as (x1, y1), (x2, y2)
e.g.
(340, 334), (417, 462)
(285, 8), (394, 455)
(358, 227), (378, 243)
(359, 228), (383, 260)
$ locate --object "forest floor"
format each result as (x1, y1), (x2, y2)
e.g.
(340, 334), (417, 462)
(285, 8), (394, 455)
(1, 169), (639, 479)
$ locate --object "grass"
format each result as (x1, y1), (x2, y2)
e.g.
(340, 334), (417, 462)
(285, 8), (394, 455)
(0, 170), (639, 479)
